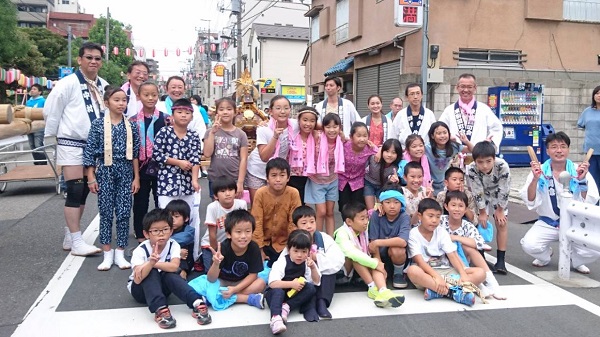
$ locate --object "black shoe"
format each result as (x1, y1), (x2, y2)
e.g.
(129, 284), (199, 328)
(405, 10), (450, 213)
(486, 260), (497, 272)
(494, 261), (508, 275)
(316, 299), (332, 319)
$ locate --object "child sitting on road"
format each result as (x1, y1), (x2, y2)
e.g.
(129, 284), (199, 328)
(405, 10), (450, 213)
(406, 199), (485, 306)
(465, 141), (511, 274)
(252, 158), (302, 267)
(128, 209), (211, 329)
(440, 191), (505, 300)
(401, 161), (433, 225)
(165, 199), (195, 279)
(266, 229), (322, 334)
(369, 183), (411, 289)
(278, 205), (344, 319)
(334, 201), (405, 308)
(204, 209), (265, 308)
(200, 178), (247, 270)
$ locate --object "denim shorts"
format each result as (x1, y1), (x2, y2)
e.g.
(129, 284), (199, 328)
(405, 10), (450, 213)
(304, 178), (339, 204)
(363, 179), (382, 197)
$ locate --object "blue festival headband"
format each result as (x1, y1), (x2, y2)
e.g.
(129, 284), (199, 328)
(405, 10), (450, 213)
(378, 190), (406, 208)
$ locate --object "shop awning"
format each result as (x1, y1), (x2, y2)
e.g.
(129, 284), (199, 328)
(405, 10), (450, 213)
(323, 57), (354, 76)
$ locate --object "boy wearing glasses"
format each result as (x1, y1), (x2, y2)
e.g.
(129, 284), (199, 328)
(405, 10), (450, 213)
(438, 73), (503, 153)
(128, 209), (212, 329)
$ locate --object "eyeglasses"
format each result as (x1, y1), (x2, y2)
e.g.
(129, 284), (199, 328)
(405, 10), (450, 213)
(83, 55), (103, 61)
(272, 107), (291, 112)
(132, 71), (148, 76)
(147, 227), (171, 236)
(548, 144), (569, 151)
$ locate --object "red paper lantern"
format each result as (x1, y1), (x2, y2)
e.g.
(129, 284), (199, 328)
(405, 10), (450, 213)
(211, 43), (216, 52)
(176, 48), (181, 56)
(223, 41), (228, 49)
(164, 49), (168, 57)
(152, 49), (155, 57)
(199, 45), (204, 54)
(125, 48), (131, 56)
(101, 45), (106, 53)
(139, 48), (144, 57)
(113, 47), (119, 55)
(188, 46), (193, 55)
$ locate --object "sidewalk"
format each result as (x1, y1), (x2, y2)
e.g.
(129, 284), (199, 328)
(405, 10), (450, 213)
(508, 167), (530, 205)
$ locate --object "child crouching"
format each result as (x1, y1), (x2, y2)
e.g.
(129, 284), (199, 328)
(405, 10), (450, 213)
(266, 229), (322, 334)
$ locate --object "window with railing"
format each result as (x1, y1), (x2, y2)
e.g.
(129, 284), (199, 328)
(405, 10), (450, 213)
(563, 0), (600, 22)
(454, 48), (526, 68)
(335, 0), (349, 44)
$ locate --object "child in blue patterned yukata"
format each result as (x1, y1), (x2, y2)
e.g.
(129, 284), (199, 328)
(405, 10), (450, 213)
(84, 86), (140, 271)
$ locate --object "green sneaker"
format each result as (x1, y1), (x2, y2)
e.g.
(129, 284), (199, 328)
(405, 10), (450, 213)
(374, 289), (405, 308)
(367, 286), (379, 299)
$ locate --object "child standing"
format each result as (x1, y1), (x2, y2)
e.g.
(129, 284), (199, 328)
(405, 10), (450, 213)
(282, 206), (345, 319)
(305, 113), (345, 236)
(131, 82), (166, 243)
(165, 200), (195, 279)
(360, 95), (394, 147)
(252, 158), (302, 267)
(426, 121), (472, 194)
(246, 95), (298, 203)
(200, 178), (248, 270)
(266, 229), (322, 334)
(406, 198), (485, 306)
(153, 98), (202, 259)
(203, 97), (248, 200)
(128, 209), (211, 328)
(369, 185), (411, 289)
(84, 87), (140, 271)
(338, 122), (377, 213)
(440, 191), (505, 300)
(335, 201), (405, 308)
(466, 141), (511, 274)
(398, 134), (430, 186)
(288, 106), (319, 204)
(204, 209), (266, 308)
(401, 162), (432, 225)
(364, 138), (402, 210)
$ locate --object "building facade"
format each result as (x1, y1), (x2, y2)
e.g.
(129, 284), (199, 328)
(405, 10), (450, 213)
(305, 0), (600, 161)
(53, 0), (79, 13)
(47, 11), (94, 39)
(11, 0), (54, 27)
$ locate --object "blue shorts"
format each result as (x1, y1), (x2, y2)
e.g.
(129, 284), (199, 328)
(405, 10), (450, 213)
(304, 179), (339, 204)
(363, 179), (382, 197)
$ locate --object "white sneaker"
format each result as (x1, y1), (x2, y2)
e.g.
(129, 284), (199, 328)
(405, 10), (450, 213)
(114, 249), (131, 269)
(62, 233), (72, 251)
(71, 242), (102, 256)
(575, 264), (591, 274)
(97, 249), (114, 271)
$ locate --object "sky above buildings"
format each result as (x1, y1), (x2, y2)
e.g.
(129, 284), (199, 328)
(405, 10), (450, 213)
(78, 0), (229, 76)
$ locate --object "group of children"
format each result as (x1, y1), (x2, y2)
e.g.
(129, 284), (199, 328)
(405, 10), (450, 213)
(81, 82), (513, 334)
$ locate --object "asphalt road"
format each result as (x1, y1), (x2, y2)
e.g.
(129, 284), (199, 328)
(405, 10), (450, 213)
(2, 177), (600, 337)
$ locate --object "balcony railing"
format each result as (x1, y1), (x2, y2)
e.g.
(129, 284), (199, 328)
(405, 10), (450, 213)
(332, 23), (349, 45)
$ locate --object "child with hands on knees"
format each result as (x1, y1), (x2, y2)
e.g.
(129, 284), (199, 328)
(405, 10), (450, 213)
(401, 161), (433, 225)
(128, 209), (211, 329)
(334, 201), (405, 308)
(465, 141), (511, 274)
(406, 199), (485, 306)
(205, 209), (266, 309)
(266, 229), (322, 334)
(84, 86), (140, 271)
(440, 191), (505, 300)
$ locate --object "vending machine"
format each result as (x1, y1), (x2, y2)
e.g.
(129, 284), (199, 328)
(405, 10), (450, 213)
(487, 83), (544, 166)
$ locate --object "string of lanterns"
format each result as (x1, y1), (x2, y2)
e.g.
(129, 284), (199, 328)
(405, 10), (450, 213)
(1, 68), (54, 89)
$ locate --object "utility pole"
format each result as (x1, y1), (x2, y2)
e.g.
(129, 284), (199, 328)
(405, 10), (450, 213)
(420, 0), (429, 106)
(200, 19), (212, 99)
(232, 0), (242, 79)
(105, 7), (110, 62)
(67, 25), (72, 68)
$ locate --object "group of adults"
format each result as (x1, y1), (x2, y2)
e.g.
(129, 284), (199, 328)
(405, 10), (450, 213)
(314, 73), (503, 151)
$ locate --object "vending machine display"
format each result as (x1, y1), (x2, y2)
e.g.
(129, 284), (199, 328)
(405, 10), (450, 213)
(488, 84), (544, 166)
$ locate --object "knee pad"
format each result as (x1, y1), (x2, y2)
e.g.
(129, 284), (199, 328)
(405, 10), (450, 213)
(65, 179), (87, 207)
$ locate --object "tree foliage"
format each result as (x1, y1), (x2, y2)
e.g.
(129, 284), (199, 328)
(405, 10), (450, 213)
(19, 27), (68, 78)
(87, 16), (134, 85)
